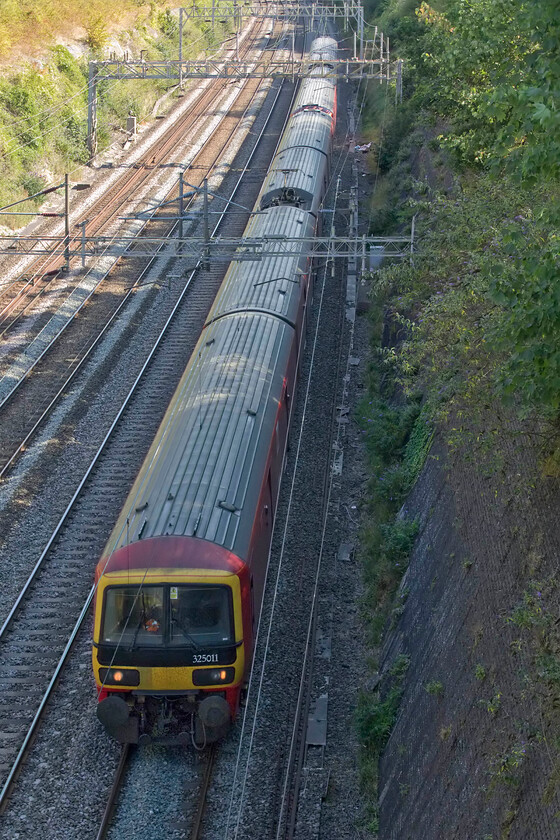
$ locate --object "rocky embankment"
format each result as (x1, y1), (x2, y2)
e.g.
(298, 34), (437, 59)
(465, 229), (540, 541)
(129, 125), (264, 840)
(377, 422), (560, 838)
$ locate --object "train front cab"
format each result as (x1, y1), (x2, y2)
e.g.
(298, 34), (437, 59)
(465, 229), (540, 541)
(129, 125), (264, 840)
(92, 540), (251, 746)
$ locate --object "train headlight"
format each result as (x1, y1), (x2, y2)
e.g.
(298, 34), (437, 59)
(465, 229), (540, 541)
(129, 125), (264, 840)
(192, 667), (235, 686)
(99, 667), (140, 687)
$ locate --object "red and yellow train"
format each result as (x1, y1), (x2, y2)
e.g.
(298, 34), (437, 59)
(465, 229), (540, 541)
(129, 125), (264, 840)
(92, 36), (338, 746)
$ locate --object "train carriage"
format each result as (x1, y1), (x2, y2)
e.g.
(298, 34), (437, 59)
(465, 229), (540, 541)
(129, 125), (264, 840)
(92, 36), (338, 746)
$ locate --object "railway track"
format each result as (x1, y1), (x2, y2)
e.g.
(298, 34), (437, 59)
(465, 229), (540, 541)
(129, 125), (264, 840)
(90, 59), (355, 840)
(276, 181), (349, 838)
(220, 192), (349, 838)
(190, 748), (216, 840)
(96, 745), (130, 840)
(0, 19), (293, 479)
(0, 45), (297, 818)
(95, 743), (215, 840)
(0, 18), (359, 840)
(0, 271), (61, 341)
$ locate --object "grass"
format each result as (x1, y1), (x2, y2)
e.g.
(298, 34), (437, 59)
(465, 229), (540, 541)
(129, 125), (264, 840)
(357, 300), (432, 646)
(357, 653), (410, 831)
(475, 664), (487, 681)
(425, 680), (444, 697)
(487, 743), (528, 793)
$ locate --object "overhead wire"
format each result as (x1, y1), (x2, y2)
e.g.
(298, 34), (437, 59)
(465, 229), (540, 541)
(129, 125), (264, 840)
(224, 34), (353, 838)
(224, 179), (341, 840)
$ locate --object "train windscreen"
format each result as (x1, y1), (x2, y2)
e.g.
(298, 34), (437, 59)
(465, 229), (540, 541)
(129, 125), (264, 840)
(101, 584), (234, 649)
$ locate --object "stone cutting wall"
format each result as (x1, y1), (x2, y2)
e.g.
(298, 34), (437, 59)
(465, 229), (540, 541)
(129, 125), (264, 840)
(378, 432), (560, 840)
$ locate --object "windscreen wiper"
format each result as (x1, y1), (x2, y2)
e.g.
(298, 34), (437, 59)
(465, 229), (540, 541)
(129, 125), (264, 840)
(173, 619), (201, 650)
(129, 591), (146, 651)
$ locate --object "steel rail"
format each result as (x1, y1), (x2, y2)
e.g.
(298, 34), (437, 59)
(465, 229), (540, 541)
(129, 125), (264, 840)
(190, 746), (217, 840)
(0, 583), (96, 810)
(95, 745), (131, 840)
(278, 174), (347, 840)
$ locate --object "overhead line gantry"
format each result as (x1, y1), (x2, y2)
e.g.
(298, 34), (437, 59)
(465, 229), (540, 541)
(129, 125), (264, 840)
(0, 233), (414, 264)
(4, 6), (408, 269)
(87, 1), (397, 156)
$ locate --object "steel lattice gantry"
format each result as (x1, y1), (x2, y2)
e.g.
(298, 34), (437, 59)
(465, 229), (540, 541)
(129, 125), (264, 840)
(87, 54), (389, 154)
(0, 234), (414, 263)
(89, 57), (384, 83)
(182, 1), (362, 21)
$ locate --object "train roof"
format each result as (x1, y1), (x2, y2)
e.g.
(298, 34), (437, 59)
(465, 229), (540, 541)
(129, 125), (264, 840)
(97, 535), (245, 577)
(309, 36), (337, 65)
(205, 206), (316, 321)
(260, 145), (329, 211)
(105, 313), (292, 559)
(101, 206), (316, 564)
(280, 104), (334, 152)
(291, 76), (336, 118)
(96, 39), (338, 574)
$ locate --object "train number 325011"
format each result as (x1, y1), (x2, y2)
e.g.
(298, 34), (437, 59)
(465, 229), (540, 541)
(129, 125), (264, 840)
(193, 653), (219, 663)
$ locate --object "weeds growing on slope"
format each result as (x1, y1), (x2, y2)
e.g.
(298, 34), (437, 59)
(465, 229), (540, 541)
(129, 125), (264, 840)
(357, 653), (410, 831)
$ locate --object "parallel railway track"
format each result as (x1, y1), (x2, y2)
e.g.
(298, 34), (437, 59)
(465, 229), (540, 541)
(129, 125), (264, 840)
(220, 207), (349, 837)
(0, 18), (266, 338)
(0, 14), (278, 351)
(96, 743), (215, 840)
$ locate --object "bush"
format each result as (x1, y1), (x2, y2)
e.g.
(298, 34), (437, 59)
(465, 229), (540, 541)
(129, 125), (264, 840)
(0, 3), (228, 222)
(357, 654), (410, 753)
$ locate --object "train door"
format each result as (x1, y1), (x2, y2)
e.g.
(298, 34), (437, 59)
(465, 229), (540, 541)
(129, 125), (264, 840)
(249, 469), (274, 626)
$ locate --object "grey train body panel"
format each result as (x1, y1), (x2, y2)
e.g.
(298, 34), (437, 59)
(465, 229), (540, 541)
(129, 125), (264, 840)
(292, 77), (336, 115)
(206, 207), (317, 323)
(260, 145), (329, 213)
(308, 36), (337, 65)
(106, 209), (315, 564)
(111, 311), (294, 562)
